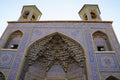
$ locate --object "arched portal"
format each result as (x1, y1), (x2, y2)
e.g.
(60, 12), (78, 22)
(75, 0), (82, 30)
(20, 32), (87, 80)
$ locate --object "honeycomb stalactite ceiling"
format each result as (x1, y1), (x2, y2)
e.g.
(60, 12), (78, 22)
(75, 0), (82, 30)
(27, 33), (85, 72)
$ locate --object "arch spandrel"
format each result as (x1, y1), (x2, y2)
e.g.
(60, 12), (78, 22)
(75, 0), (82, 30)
(28, 31), (85, 48)
(21, 32), (86, 80)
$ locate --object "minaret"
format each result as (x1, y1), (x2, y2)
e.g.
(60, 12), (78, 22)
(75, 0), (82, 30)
(78, 4), (101, 21)
(18, 5), (42, 21)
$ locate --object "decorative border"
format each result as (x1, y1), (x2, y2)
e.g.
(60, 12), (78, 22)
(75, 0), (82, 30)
(9, 32), (29, 80)
(85, 29), (99, 80)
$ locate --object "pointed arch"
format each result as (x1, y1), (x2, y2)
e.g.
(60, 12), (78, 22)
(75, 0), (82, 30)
(83, 13), (88, 20)
(90, 10), (97, 19)
(106, 75), (120, 80)
(20, 32), (87, 80)
(23, 11), (29, 19)
(0, 72), (5, 80)
(27, 32), (85, 65)
(92, 31), (112, 51)
(4, 30), (23, 49)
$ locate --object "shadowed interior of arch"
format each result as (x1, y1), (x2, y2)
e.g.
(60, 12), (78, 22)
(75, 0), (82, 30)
(106, 75), (120, 80)
(0, 72), (5, 80)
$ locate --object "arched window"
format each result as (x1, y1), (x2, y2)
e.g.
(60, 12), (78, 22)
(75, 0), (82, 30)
(83, 14), (88, 20)
(4, 30), (23, 49)
(0, 72), (5, 80)
(106, 75), (120, 80)
(31, 14), (36, 21)
(23, 11), (29, 19)
(90, 12), (97, 19)
(92, 31), (112, 51)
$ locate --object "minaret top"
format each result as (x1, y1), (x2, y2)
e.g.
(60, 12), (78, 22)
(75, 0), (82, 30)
(78, 4), (101, 21)
(18, 5), (42, 21)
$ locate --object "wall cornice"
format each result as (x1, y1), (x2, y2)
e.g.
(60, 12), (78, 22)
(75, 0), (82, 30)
(8, 20), (113, 24)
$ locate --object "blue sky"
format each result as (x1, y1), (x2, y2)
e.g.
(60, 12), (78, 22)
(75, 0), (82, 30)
(0, 0), (120, 43)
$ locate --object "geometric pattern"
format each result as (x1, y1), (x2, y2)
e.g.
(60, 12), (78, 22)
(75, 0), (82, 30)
(0, 51), (16, 67)
(97, 53), (120, 70)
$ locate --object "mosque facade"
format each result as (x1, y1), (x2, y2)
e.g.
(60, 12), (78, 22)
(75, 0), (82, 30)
(0, 4), (120, 80)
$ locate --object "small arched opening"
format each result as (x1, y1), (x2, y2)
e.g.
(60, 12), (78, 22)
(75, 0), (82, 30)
(23, 11), (29, 19)
(83, 14), (88, 20)
(90, 12), (97, 19)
